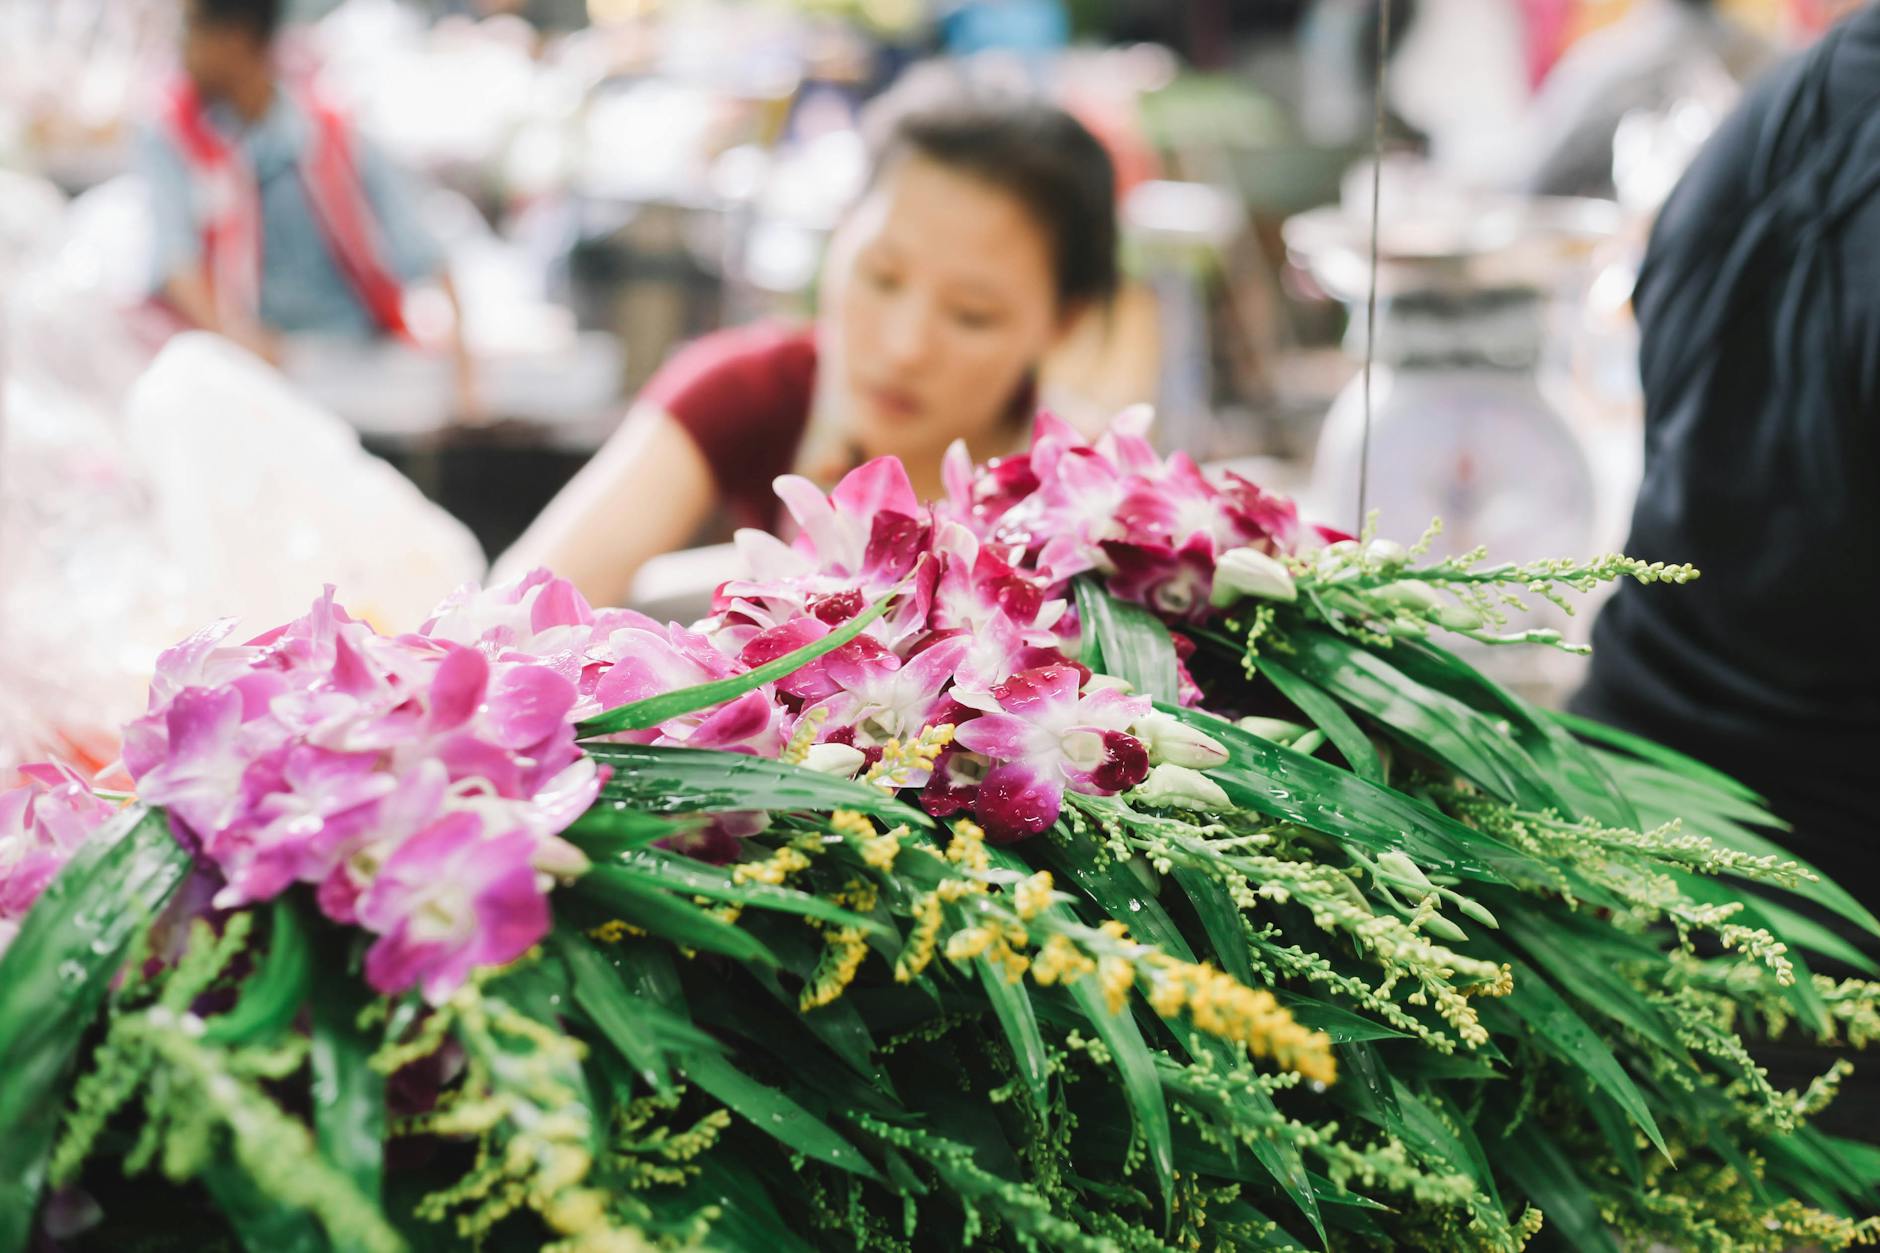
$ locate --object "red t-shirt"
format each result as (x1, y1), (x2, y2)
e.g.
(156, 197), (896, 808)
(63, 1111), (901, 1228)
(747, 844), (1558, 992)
(640, 322), (819, 533)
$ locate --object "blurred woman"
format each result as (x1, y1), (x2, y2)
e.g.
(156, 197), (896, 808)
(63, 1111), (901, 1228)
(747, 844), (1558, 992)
(494, 80), (1119, 605)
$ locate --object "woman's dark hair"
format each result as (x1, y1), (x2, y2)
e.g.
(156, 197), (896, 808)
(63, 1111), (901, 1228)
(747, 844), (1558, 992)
(190, 0), (283, 45)
(863, 71), (1120, 310)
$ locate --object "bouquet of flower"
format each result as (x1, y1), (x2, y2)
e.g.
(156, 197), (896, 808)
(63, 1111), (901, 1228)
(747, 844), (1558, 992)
(4, 412), (1877, 1253)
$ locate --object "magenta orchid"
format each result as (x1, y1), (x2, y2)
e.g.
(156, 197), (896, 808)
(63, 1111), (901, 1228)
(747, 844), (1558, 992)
(947, 663), (1152, 842)
(120, 586), (602, 1001)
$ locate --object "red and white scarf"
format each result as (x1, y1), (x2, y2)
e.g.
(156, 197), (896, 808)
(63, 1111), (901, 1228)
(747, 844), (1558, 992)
(159, 76), (412, 339)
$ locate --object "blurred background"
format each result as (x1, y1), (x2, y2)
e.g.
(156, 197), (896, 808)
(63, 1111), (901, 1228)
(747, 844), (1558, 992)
(0, 0), (1855, 770)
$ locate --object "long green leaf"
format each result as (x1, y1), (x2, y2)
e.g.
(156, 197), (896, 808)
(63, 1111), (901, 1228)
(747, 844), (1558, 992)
(1501, 911), (1686, 1058)
(1173, 867), (1257, 990)
(1165, 704), (1551, 888)
(1277, 993), (1410, 1044)
(1388, 640), (1638, 829)
(1495, 1123), (1621, 1253)
(1750, 897), (1880, 976)
(589, 744), (931, 828)
(1257, 656), (1384, 782)
(683, 1051), (884, 1181)
(978, 958), (1052, 1121)
(204, 896), (314, 1045)
(1477, 942), (1669, 1162)
(1281, 629), (1561, 812)
(201, 1160), (333, 1253)
(1546, 707), (1762, 802)
(596, 851), (890, 935)
(309, 960), (385, 1204)
(569, 872), (780, 967)
(557, 931), (680, 1093)
(0, 807), (188, 1251)
(578, 582), (905, 737)
(1076, 578), (1179, 704)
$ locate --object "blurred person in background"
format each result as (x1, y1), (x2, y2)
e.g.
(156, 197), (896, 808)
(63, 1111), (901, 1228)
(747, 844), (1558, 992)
(496, 77), (1119, 606)
(1574, 2), (1880, 907)
(139, 0), (477, 411)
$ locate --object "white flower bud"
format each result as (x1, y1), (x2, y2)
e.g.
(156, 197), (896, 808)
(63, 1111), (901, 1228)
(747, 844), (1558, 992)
(1380, 580), (1447, 613)
(1083, 674), (1136, 695)
(1130, 763), (1231, 812)
(1435, 603), (1484, 631)
(801, 742), (866, 778)
(1235, 716), (1309, 744)
(1376, 850), (1433, 893)
(1210, 547), (1298, 607)
(1132, 711), (1230, 769)
(1420, 913), (1469, 944)
(1453, 895), (1499, 929)
(1364, 539), (1407, 568)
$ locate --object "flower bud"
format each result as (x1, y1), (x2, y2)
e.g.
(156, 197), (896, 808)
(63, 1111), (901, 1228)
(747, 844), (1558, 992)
(1084, 674), (1136, 695)
(1129, 763), (1231, 812)
(801, 742), (866, 778)
(1235, 715), (1309, 744)
(1132, 711), (1230, 769)
(1420, 914), (1469, 944)
(1210, 547), (1298, 607)
(1435, 603), (1484, 631)
(1364, 539), (1407, 568)
(1380, 580), (1447, 613)
(1453, 895), (1500, 929)
(1376, 850), (1433, 893)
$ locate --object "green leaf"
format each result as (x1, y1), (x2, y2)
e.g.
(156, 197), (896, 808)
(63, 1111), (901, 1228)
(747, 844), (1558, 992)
(1494, 1123), (1621, 1253)
(1076, 578), (1178, 704)
(1608, 754), (1880, 941)
(201, 1159), (333, 1253)
(1500, 911), (1686, 1058)
(569, 872), (780, 967)
(1282, 629), (1562, 813)
(1164, 704), (1549, 887)
(1749, 897), (1880, 976)
(1172, 867), (1257, 990)
(0, 807), (189, 1252)
(589, 744), (931, 828)
(308, 960), (385, 1205)
(986, 844), (1175, 1221)
(1277, 993), (1410, 1044)
(1257, 656), (1384, 783)
(1065, 974), (1175, 1224)
(1477, 941), (1669, 1162)
(596, 850), (891, 935)
(204, 896), (313, 1045)
(578, 582), (906, 737)
(1388, 641), (1639, 829)
(977, 958), (1052, 1122)
(1546, 707), (1762, 802)
(557, 931), (676, 1092)
(560, 806), (689, 858)
(682, 1051), (884, 1181)
(1038, 825), (1194, 960)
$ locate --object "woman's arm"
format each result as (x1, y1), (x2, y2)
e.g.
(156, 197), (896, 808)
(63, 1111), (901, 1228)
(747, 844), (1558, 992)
(492, 407), (716, 606)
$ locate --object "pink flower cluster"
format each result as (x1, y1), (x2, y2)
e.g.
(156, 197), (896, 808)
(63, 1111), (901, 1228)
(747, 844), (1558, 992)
(634, 411), (1322, 841)
(0, 761), (119, 955)
(120, 584), (605, 1003)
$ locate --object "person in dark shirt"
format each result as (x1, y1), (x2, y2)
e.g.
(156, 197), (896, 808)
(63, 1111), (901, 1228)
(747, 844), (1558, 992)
(1574, 2), (1880, 902)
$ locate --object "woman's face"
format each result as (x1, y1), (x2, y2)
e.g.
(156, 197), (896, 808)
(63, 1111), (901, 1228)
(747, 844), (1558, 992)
(826, 155), (1065, 468)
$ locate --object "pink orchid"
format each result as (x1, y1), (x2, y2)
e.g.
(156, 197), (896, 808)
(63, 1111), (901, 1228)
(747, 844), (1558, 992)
(715, 458), (937, 650)
(0, 762), (119, 953)
(1101, 534), (1220, 624)
(947, 663), (1151, 842)
(358, 812), (550, 1004)
(797, 635), (972, 780)
(592, 618), (784, 755)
